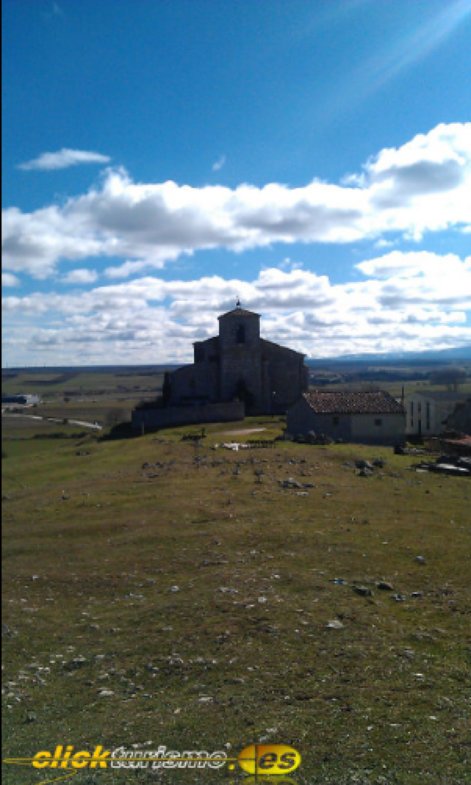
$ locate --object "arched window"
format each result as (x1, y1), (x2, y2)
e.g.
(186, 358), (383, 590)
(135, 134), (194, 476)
(236, 324), (245, 344)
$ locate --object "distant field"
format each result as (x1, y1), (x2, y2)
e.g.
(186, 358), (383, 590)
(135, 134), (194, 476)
(2, 415), (470, 784)
(312, 379), (471, 398)
(2, 416), (91, 439)
(377, 379), (471, 397)
(2, 370), (166, 427)
(2, 370), (166, 398)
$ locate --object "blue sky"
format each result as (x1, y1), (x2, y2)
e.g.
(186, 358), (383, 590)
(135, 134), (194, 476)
(2, 0), (471, 365)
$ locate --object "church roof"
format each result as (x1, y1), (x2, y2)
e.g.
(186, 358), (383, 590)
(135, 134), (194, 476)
(262, 338), (305, 358)
(218, 306), (260, 319)
(302, 390), (404, 415)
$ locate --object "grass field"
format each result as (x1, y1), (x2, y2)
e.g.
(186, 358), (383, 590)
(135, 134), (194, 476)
(2, 371), (166, 398)
(312, 379), (471, 398)
(2, 416), (470, 785)
(2, 369), (166, 429)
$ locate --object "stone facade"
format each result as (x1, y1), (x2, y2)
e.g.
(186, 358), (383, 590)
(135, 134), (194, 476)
(168, 305), (308, 415)
(132, 401), (245, 432)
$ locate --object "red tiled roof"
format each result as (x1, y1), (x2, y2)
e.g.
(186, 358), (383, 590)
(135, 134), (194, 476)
(442, 436), (471, 447)
(303, 390), (404, 415)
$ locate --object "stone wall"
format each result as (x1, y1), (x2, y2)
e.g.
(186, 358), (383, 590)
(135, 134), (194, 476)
(262, 341), (308, 411)
(132, 401), (245, 431)
(169, 361), (220, 404)
(349, 413), (405, 445)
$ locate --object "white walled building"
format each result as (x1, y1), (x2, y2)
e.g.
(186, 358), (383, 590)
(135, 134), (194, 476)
(287, 390), (405, 445)
(405, 391), (467, 437)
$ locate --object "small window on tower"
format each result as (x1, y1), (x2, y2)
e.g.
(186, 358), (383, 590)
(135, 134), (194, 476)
(194, 344), (205, 363)
(236, 324), (245, 344)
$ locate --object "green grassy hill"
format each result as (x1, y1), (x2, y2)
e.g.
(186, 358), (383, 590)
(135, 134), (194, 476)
(2, 418), (470, 784)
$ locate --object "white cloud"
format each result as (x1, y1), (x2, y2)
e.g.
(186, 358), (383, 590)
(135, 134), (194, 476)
(2, 272), (20, 287)
(4, 124), (470, 280)
(18, 148), (111, 171)
(212, 155), (226, 172)
(62, 268), (98, 284)
(3, 251), (470, 365)
(356, 250), (471, 281)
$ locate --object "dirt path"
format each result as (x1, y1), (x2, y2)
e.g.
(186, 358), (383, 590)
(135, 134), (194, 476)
(219, 427), (267, 436)
(2, 412), (103, 430)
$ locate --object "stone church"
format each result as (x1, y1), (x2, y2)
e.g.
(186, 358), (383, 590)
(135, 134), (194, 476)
(167, 302), (308, 415)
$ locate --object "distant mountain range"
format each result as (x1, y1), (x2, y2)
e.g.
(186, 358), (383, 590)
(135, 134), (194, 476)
(307, 345), (471, 367)
(2, 346), (471, 375)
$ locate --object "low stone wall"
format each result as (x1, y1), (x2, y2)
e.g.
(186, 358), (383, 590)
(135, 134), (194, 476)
(132, 401), (245, 432)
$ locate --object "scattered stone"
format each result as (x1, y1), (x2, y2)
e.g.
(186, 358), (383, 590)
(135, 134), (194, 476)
(411, 591), (424, 598)
(352, 585), (373, 597)
(98, 689), (115, 697)
(331, 578), (347, 585)
(413, 455), (471, 476)
(355, 459), (374, 470)
(280, 478), (314, 490)
(166, 655), (184, 667)
(415, 556), (426, 565)
(25, 711), (37, 723)
(198, 696), (214, 703)
(258, 623), (279, 634)
(63, 656), (88, 671)
(376, 581), (394, 591)
(169, 585), (180, 593)
(391, 594), (407, 602)
(326, 619), (344, 629)
(280, 478), (303, 489)
(395, 445), (426, 456)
